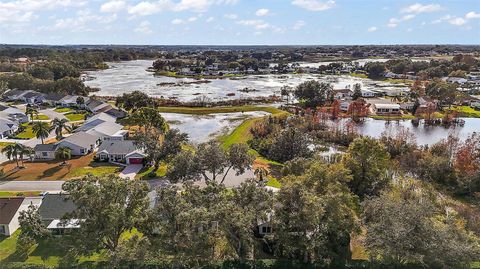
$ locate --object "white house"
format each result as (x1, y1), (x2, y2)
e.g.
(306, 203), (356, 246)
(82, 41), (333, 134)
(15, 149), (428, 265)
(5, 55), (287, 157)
(34, 144), (58, 160)
(96, 140), (145, 165)
(0, 197), (43, 236)
(0, 118), (19, 139)
(55, 132), (99, 156)
(372, 103), (401, 115)
(361, 89), (376, 98)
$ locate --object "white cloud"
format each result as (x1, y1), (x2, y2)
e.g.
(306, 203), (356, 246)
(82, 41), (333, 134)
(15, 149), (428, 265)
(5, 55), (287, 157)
(465, 11), (480, 19)
(291, 0), (335, 11)
(387, 23), (397, 28)
(255, 8), (269, 16)
(224, 14), (238, 19)
(171, 18), (183, 24)
(367, 26), (377, 32)
(100, 0), (126, 13)
(127, 0), (237, 16)
(237, 19), (271, 30)
(293, 20), (306, 30)
(449, 17), (466, 26)
(401, 3), (442, 14)
(387, 14), (416, 28)
(128, 1), (165, 16)
(0, 0), (86, 23)
(206, 16), (214, 22)
(53, 10), (116, 32)
(134, 20), (153, 34)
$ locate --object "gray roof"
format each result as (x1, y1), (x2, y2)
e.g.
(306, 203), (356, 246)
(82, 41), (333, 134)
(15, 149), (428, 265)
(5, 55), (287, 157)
(76, 119), (107, 132)
(104, 108), (127, 119)
(86, 99), (104, 110)
(85, 121), (123, 137)
(57, 132), (98, 149)
(34, 144), (58, 152)
(22, 91), (44, 99)
(38, 194), (77, 224)
(2, 89), (25, 98)
(0, 197), (25, 224)
(0, 118), (17, 133)
(98, 140), (138, 155)
(44, 93), (66, 102)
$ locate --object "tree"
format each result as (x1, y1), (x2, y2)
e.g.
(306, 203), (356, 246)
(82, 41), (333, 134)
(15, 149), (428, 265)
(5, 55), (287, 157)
(32, 121), (51, 144)
(17, 145), (33, 166)
(116, 91), (154, 111)
(54, 76), (91, 96)
(352, 83), (362, 100)
(0, 80), (8, 96)
(280, 86), (292, 103)
(365, 62), (386, 78)
(274, 162), (358, 265)
(62, 175), (150, 255)
(294, 80), (333, 108)
(55, 146), (72, 165)
(129, 107), (167, 133)
(2, 143), (22, 167)
(363, 178), (480, 268)
(25, 106), (38, 122)
(52, 118), (71, 140)
(18, 203), (50, 240)
(343, 137), (390, 197)
(76, 96), (85, 107)
(268, 127), (311, 163)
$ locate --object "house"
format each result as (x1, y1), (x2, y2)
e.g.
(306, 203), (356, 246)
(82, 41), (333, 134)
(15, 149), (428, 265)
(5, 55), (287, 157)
(43, 93), (66, 106)
(84, 112), (116, 124)
(0, 105), (28, 123)
(0, 197), (24, 236)
(55, 132), (99, 156)
(58, 95), (90, 107)
(445, 77), (468, 84)
(38, 193), (79, 235)
(0, 118), (19, 139)
(104, 107), (127, 119)
(85, 121), (127, 141)
(400, 102), (415, 110)
(361, 89), (376, 98)
(96, 140), (146, 164)
(332, 88), (353, 100)
(21, 91), (45, 104)
(372, 103), (401, 115)
(34, 144), (58, 160)
(86, 99), (111, 113)
(2, 89), (29, 101)
(340, 101), (351, 112)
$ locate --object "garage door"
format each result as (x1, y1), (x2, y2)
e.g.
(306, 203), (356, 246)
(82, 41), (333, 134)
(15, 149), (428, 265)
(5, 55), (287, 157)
(128, 158), (143, 164)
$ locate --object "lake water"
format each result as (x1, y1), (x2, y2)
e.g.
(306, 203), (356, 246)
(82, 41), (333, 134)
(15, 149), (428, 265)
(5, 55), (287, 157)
(161, 111), (269, 143)
(346, 118), (480, 146)
(84, 60), (407, 102)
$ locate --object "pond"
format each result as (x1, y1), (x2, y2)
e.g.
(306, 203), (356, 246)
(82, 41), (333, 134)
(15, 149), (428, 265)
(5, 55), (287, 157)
(84, 60), (408, 102)
(160, 111), (269, 143)
(343, 118), (480, 146)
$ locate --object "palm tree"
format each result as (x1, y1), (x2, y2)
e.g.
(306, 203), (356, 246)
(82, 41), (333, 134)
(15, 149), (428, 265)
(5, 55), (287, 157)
(25, 106), (38, 122)
(55, 146), (71, 165)
(51, 118), (71, 140)
(32, 121), (51, 144)
(2, 143), (20, 167)
(254, 167), (269, 182)
(17, 145), (34, 166)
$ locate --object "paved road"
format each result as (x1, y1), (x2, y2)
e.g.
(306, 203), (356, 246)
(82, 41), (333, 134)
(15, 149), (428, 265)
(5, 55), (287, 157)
(119, 164), (143, 180)
(0, 181), (65, 192)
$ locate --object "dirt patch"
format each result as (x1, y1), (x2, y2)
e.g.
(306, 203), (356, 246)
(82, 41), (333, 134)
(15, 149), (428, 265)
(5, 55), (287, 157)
(2, 154), (95, 181)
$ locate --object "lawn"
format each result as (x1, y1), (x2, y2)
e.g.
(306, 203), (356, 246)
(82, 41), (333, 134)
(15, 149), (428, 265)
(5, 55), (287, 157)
(14, 123), (35, 139)
(65, 112), (86, 121)
(157, 105), (285, 115)
(0, 142), (14, 150)
(1, 154), (123, 181)
(447, 106), (480, 118)
(53, 107), (74, 113)
(32, 114), (49, 120)
(135, 163), (167, 180)
(370, 114), (416, 120)
(0, 191), (41, 197)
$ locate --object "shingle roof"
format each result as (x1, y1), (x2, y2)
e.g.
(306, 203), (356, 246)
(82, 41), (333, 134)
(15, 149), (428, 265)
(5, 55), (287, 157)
(0, 118), (17, 133)
(57, 132), (98, 149)
(38, 194), (76, 224)
(2, 89), (25, 98)
(0, 197), (25, 224)
(104, 108), (127, 119)
(44, 93), (66, 102)
(85, 121), (123, 137)
(34, 144), (58, 152)
(22, 91), (44, 99)
(86, 99), (104, 110)
(98, 140), (138, 155)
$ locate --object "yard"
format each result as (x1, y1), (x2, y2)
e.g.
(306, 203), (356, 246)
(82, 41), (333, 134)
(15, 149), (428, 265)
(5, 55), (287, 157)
(447, 106), (480, 118)
(135, 163), (167, 180)
(0, 191), (41, 197)
(0, 142), (14, 150)
(53, 107), (74, 113)
(65, 112), (86, 121)
(32, 114), (49, 120)
(14, 123), (35, 139)
(1, 154), (123, 181)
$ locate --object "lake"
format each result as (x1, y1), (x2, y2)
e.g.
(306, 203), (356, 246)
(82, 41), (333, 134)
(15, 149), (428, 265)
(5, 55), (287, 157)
(84, 60), (408, 102)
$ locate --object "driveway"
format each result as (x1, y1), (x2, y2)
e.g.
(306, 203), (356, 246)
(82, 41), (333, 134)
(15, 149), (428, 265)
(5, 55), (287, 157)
(119, 164), (143, 180)
(0, 180), (65, 192)
(40, 108), (67, 121)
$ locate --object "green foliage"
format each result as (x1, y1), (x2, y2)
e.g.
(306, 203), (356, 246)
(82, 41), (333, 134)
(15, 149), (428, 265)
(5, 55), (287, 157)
(294, 80), (333, 108)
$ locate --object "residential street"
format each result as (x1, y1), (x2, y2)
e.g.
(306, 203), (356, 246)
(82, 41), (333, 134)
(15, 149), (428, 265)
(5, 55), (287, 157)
(0, 180), (64, 192)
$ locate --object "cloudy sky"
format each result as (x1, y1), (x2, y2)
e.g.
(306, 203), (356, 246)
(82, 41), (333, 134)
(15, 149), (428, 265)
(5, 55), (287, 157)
(0, 0), (479, 45)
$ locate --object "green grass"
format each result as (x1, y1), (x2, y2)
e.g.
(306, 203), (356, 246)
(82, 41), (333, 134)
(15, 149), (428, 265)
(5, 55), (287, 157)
(348, 72), (368, 79)
(266, 177), (281, 188)
(0, 142), (14, 150)
(65, 112), (86, 121)
(67, 163), (123, 178)
(158, 105), (285, 115)
(447, 106), (480, 118)
(14, 123), (35, 139)
(32, 114), (49, 120)
(0, 191), (41, 197)
(53, 107), (73, 113)
(370, 114), (416, 120)
(135, 164), (167, 180)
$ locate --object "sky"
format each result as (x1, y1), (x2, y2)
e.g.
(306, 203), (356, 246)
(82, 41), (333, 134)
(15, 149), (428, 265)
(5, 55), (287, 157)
(0, 0), (479, 45)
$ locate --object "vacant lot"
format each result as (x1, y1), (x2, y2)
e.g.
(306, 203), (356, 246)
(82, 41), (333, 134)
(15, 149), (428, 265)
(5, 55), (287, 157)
(1, 154), (122, 181)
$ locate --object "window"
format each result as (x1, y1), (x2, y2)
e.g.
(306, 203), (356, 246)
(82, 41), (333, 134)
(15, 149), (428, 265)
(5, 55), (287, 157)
(262, 226), (272, 234)
(80, 149), (85, 154)
(0, 225), (5, 235)
(42, 152), (48, 157)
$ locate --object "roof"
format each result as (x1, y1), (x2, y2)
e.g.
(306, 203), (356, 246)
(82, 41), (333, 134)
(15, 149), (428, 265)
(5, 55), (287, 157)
(104, 108), (127, 119)
(3, 89), (25, 98)
(85, 121), (123, 137)
(57, 132), (98, 149)
(85, 112), (116, 124)
(44, 93), (66, 102)
(98, 140), (139, 155)
(34, 144), (58, 152)
(0, 118), (18, 133)
(22, 91), (44, 99)
(47, 219), (81, 229)
(0, 197), (25, 224)
(86, 99), (104, 110)
(374, 103), (400, 109)
(38, 194), (76, 222)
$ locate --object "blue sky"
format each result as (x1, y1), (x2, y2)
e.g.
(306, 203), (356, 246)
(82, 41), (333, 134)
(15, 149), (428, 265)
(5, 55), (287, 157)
(0, 0), (479, 45)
